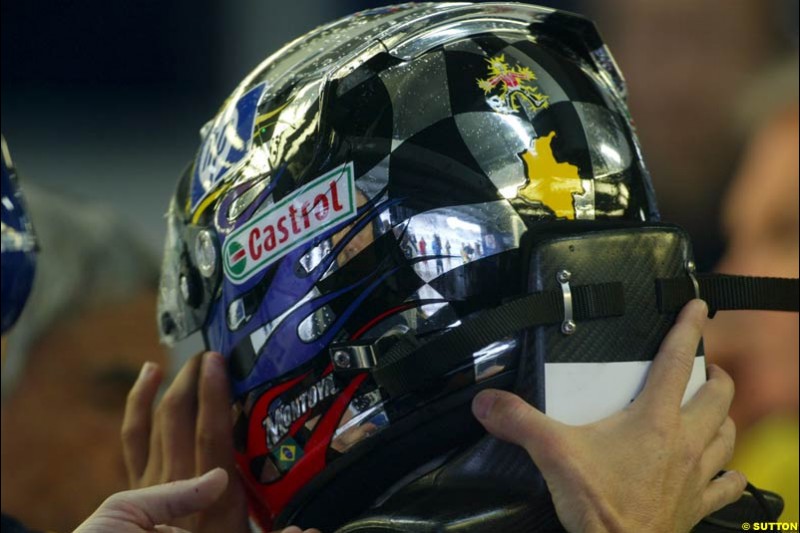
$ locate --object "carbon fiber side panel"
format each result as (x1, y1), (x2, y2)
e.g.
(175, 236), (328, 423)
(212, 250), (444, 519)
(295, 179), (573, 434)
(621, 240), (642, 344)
(517, 223), (694, 412)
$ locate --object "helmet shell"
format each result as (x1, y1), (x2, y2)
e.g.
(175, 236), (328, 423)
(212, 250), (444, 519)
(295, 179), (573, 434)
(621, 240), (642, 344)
(1, 136), (37, 334)
(158, 3), (658, 528)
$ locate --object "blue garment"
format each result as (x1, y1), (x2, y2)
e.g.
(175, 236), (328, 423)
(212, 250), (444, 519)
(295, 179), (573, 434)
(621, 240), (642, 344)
(1, 513), (38, 533)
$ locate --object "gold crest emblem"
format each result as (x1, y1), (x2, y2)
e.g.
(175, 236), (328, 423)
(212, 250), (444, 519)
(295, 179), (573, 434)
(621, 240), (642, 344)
(477, 54), (549, 115)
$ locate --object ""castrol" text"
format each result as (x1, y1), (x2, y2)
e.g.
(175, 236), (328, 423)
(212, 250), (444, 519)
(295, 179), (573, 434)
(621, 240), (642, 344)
(223, 163), (356, 283)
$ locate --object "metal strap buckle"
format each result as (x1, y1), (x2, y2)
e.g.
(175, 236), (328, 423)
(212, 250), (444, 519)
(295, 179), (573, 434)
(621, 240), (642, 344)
(686, 260), (701, 299)
(331, 345), (378, 371)
(557, 269), (576, 335)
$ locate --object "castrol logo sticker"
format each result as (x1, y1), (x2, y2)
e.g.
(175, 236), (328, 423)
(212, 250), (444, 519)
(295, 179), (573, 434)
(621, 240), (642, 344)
(223, 163), (356, 284)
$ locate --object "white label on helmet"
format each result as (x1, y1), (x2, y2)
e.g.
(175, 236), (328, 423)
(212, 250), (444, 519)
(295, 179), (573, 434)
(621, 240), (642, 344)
(544, 356), (706, 425)
(223, 163), (357, 284)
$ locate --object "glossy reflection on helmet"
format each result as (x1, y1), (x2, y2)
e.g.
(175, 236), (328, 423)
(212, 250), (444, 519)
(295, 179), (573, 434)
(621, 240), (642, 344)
(1, 135), (38, 334)
(157, 3), (658, 529)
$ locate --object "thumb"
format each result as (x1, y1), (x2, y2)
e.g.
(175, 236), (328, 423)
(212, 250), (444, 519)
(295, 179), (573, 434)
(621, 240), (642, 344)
(472, 389), (561, 460)
(101, 468), (228, 527)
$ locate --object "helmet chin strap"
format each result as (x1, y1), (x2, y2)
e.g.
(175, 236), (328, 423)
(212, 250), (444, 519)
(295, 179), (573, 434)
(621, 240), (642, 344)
(330, 273), (798, 399)
(323, 223), (797, 532)
(323, 271), (794, 533)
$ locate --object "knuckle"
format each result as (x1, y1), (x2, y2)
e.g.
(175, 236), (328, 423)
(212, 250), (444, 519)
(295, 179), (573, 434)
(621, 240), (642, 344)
(650, 411), (679, 437)
(659, 346), (695, 377)
(102, 492), (122, 510)
(493, 394), (544, 446)
(503, 395), (527, 419)
(710, 366), (735, 397)
(504, 395), (535, 430)
(722, 437), (735, 464)
(109, 491), (153, 527)
(153, 402), (168, 422)
(703, 474), (746, 517)
(681, 436), (704, 465)
(721, 419), (736, 460)
(673, 347), (696, 368)
(655, 424), (676, 445)
(725, 417), (737, 441)
(723, 475), (746, 502)
(158, 391), (182, 417)
(120, 420), (140, 445)
(719, 371), (735, 401)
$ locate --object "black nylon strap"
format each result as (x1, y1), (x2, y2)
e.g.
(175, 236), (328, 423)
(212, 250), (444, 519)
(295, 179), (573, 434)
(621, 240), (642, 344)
(656, 274), (799, 314)
(372, 282), (625, 397)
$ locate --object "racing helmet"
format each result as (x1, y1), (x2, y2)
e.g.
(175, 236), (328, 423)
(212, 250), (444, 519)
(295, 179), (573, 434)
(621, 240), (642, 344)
(1, 135), (37, 334)
(158, 3), (698, 530)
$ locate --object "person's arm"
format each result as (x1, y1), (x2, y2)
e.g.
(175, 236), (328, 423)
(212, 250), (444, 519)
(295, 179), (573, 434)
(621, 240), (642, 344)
(472, 299), (745, 533)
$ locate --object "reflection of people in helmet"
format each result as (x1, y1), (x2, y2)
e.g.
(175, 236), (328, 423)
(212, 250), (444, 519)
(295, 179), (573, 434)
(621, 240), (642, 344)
(149, 4), (792, 532)
(432, 234), (444, 274)
(330, 189), (375, 267)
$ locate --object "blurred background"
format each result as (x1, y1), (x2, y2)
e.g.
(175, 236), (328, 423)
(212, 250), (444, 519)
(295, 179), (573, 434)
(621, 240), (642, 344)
(2, 0), (796, 266)
(1, 0), (797, 531)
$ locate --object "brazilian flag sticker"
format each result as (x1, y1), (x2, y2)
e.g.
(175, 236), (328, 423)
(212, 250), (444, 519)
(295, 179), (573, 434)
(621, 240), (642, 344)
(273, 436), (304, 472)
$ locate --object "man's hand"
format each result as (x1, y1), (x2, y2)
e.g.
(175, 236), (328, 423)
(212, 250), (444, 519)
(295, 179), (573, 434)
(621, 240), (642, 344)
(122, 352), (320, 533)
(73, 466), (317, 533)
(472, 299), (746, 533)
(73, 468), (228, 532)
(122, 352), (251, 533)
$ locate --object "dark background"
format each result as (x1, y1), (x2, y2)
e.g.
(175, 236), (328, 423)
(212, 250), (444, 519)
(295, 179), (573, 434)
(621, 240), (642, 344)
(2, 0), (797, 263)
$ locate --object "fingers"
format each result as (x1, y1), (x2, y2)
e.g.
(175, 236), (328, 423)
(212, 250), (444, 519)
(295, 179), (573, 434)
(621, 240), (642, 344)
(701, 470), (747, 516)
(103, 468), (228, 528)
(195, 352), (250, 531)
(159, 354), (203, 481)
(641, 299), (708, 409)
(472, 389), (561, 466)
(699, 417), (737, 482)
(122, 361), (163, 485)
(195, 352), (236, 474)
(682, 365), (735, 445)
